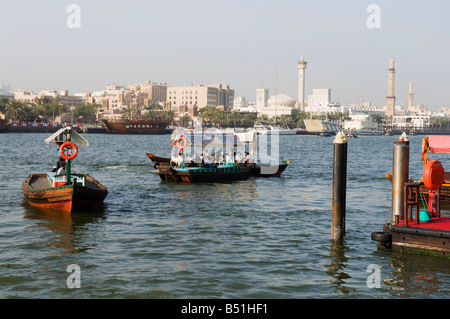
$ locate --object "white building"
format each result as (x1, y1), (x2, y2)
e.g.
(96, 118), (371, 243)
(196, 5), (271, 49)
(307, 89), (331, 108)
(257, 93), (297, 117)
(256, 88), (269, 109)
(393, 115), (431, 128)
(343, 113), (381, 131)
(233, 96), (248, 110)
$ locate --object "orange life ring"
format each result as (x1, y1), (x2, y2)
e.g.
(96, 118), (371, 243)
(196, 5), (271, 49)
(423, 160), (445, 191)
(59, 141), (78, 160)
(176, 136), (187, 149)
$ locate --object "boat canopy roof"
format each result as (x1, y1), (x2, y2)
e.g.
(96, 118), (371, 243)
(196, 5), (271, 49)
(426, 136), (450, 154)
(45, 126), (89, 147)
(172, 128), (242, 147)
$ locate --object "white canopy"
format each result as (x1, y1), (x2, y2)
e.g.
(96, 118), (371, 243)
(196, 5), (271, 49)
(45, 126), (89, 147)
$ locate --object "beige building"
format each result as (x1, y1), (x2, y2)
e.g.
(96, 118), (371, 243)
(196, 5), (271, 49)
(86, 85), (150, 120)
(167, 84), (234, 112)
(13, 90), (84, 107)
(128, 80), (168, 104)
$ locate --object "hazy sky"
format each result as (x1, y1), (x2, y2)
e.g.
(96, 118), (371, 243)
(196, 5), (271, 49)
(1, 0), (449, 109)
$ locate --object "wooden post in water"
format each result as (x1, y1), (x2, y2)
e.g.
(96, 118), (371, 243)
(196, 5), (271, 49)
(391, 133), (409, 224)
(331, 131), (348, 242)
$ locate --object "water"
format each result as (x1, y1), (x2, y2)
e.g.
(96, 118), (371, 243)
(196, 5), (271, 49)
(1, 132), (450, 299)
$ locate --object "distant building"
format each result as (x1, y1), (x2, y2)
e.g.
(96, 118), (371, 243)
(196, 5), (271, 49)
(86, 85), (149, 120)
(13, 89), (83, 107)
(128, 80), (168, 104)
(257, 93), (297, 117)
(166, 84), (234, 111)
(0, 84), (13, 100)
(233, 96), (248, 110)
(393, 115), (430, 128)
(307, 89), (331, 109)
(256, 89), (269, 109)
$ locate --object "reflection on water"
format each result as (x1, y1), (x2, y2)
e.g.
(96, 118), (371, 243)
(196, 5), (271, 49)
(382, 250), (450, 297)
(325, 242), (356, 296)
(22, 202), (106, 257)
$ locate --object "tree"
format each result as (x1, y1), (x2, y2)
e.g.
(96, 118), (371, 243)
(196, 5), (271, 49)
(73, 103), (100, 123)
(229, 111), (241, 128)
(0, 97), (10, 115)
(179, 114), (191, 127)
(144, 102), (163, 110)
(4, 101), (26, 122)
(121, 105), (136, 120)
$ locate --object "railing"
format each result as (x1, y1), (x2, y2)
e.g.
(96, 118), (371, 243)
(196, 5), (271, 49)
(403, 182), (420, 226)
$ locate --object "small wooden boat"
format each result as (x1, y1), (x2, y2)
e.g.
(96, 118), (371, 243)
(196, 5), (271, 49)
(22, 127), (108, 213)
(147, 153), (291, 178)
(22, 173), (108, 212)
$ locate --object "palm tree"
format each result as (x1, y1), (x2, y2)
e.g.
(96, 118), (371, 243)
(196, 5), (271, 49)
(0, 97), (11, 115)
(180, 114), (191, 127)
(4, 100), (25, 122)
(229, 111), (240, 128)
(121, 105), (137, 120)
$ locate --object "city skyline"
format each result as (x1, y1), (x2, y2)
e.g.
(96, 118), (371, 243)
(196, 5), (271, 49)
(1, 1), (449, 110)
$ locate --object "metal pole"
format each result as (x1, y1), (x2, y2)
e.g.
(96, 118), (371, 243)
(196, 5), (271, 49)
(331, 131), (348, 242)
(391, 134), (409, 224)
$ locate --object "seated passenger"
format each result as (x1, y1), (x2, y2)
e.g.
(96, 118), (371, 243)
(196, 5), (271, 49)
(243, 152), (250, 164)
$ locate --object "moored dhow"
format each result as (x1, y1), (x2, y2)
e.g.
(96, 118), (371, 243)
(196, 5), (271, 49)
(102, 118), (169, 134)
(22, 127), (108, 213)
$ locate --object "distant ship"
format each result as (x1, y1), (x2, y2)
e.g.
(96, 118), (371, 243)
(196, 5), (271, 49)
(0, 119), (11, 133)
(102, 118), (169, 134)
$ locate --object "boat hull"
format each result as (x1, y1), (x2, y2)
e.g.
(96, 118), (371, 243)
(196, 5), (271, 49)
(102, 119), (168, 134)
(22, 173), (108, 213)
(250, 160), (291, 177)
(157, 165), (252, 183)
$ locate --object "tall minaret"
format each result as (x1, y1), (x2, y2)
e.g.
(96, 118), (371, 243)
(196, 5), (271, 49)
(408, 81), (414, 109)
(297, 53), (307, 110)
(385, 59), (396, 117)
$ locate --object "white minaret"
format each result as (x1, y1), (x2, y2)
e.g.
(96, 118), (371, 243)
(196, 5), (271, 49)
(385, 59), (396, 117)
(408, 81), (414, 109)
(297, 53), (307, 110)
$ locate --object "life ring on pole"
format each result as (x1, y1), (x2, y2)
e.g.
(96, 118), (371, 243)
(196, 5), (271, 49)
(176, 136), (187, 150)
(59, 141), (78, 160)
(423, 160), (444, 191)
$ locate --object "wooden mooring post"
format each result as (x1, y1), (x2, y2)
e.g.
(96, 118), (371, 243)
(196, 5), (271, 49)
(331, 131), (348, 242)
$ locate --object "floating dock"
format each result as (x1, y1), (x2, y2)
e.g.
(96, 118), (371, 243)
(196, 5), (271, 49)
(372, 134), (450, 256)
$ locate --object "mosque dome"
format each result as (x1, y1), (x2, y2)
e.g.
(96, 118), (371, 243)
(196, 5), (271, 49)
(267, 93), (296, 107)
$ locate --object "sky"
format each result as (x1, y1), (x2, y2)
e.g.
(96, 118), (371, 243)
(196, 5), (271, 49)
(1, 0), (449, 110)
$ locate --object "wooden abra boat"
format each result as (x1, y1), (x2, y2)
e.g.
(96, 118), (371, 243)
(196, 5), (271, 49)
(22, 127), (108, 213)
(146, 153), (291, 178)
